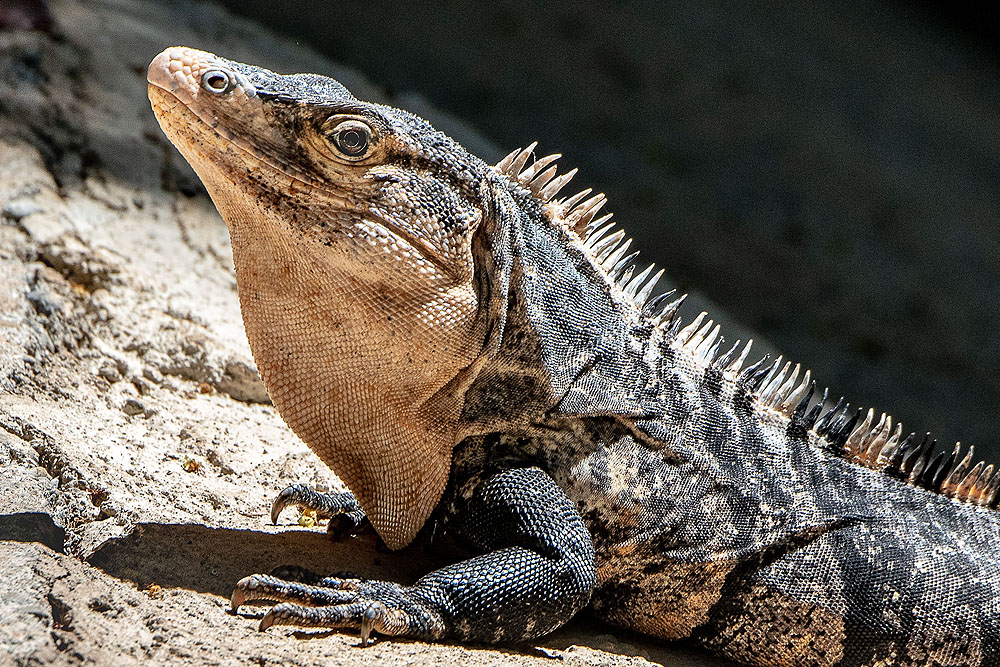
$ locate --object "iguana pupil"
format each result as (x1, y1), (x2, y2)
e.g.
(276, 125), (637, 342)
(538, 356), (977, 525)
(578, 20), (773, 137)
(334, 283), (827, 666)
(333, 123), (369, 156)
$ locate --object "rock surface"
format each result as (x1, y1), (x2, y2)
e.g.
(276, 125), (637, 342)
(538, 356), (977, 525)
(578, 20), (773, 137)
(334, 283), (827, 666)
(0, 1), (732, 665)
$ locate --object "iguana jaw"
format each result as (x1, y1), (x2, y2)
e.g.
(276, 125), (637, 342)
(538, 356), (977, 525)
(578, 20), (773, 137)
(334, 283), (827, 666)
(148, 47), (488, 548)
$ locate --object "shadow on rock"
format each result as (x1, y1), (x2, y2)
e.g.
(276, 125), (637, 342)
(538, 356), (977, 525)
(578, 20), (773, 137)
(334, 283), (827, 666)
(82, 522), (735, 665)
(0, 512), (66, 553)
(86, 523), (443, 597)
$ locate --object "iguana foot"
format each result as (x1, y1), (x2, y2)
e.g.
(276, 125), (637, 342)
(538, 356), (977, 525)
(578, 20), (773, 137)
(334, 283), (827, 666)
(270, 484), (370, 538)
(231, 572), (446, 644)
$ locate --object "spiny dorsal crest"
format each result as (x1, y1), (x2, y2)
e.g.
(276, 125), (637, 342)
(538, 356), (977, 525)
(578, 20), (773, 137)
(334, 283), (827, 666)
(717, 340), (1000, 509)
(496, 143), (667, 313)
(735, 351), (1000, 509)
(496, 143), (1000, 512)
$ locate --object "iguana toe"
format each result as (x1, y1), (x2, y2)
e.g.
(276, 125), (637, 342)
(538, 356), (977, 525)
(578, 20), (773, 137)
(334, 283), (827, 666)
(270, 485), (364, 523)
(231, 573), (359, 613)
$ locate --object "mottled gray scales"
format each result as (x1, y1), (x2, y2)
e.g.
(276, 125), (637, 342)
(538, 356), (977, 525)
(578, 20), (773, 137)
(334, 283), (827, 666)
(148, 47), (1000, 666)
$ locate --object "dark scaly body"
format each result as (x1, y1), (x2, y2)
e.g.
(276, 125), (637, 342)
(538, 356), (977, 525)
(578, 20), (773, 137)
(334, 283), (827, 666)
(437, 183), (1000, 665)
(147, 48), (1000, 666)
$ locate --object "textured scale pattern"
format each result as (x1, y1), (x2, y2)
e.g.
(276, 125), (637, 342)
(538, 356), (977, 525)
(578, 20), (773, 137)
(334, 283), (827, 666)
(149, 47), (1000, 666)
(499, 139), (1000, 512)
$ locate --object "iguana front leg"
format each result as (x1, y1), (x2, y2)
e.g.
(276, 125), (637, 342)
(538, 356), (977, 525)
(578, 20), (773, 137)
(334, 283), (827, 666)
(232, 467), (597, 643)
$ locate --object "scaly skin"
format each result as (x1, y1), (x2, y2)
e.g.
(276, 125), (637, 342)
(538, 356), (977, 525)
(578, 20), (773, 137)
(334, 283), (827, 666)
(148, 47), (1000, 666)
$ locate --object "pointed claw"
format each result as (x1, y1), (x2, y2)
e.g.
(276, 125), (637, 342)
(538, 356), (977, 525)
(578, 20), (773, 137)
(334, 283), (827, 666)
(231, 587), (247, 612)
(270, 491), (294, 524)
(270, 484), (318, 524)
(360, 605), (378, 645)
(257, 602), (316, 632)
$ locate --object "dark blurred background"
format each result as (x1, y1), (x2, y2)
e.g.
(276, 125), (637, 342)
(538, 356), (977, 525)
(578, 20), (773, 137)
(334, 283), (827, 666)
(212, 0), (1000, 457)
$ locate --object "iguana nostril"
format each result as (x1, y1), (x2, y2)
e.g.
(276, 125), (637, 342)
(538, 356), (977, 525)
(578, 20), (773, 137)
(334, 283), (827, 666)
(201, 69), (231, 94)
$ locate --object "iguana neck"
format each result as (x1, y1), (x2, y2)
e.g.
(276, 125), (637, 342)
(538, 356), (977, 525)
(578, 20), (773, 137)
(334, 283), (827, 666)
(214, 171), (474, 549)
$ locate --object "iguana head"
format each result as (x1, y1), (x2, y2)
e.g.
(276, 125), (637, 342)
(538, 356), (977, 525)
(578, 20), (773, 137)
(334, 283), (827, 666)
(148, 47), (493, 548)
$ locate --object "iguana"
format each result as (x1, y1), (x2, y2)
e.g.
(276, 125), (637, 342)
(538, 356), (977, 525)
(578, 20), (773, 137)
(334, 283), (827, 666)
(147, 46), (1000, 666)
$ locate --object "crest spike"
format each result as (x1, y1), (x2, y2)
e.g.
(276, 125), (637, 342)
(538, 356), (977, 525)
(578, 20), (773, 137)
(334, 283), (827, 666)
(583, 212), (614, 235)
(539, 168), (577, 201)
(659, 294), (687, 325)
(583, 222), (617, 248)
(791, 381), (817, 424)
(801, 386), (828, 429)
(686, 320), (715, 351)
(772, 363), (802, 408)
(780, 369), (811, 414)
(501, 141), (536, 176)
(613, 261), (638, 284)
(568, 194), (608, 227)
(745, 356), (774, 390)
(519, 153), (560, 182)
(729, 339), (754, 374)
(633, 268), (664, 304)
(888, 432), (917, 476)
(560, 187), (592, 211)
(677, 312), (708, 344)
(496, 146), (523, 173)
(611, 250), (641, 277)
(600, 238), (632, 266)
(695, 325), (722, 360)
(814, 397), (845, 436)
(760, 360), (790, 402)
(738, 353), (769, 384)
(714, 339), (742, 370)
(641, 289), (676, 318)
(528, 164), (560, 194)
(624, 263), (655, 297)
(955, 461), (985, 501)
(589, 230), (625, 257)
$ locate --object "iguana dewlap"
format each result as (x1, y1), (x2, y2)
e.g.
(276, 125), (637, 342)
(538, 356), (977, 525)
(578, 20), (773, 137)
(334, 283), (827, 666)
(148, 46), (1000, 666)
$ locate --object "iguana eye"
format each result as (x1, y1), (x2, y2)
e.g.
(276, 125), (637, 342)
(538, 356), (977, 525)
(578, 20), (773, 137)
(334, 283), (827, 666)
(329, 119), (372, 159)
(201, 69), (232, 94)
